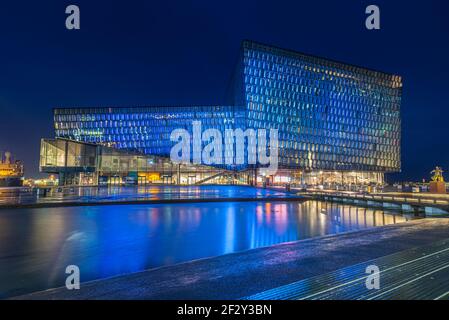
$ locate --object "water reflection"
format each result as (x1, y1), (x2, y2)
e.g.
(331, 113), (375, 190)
(0, 200), (411, 298)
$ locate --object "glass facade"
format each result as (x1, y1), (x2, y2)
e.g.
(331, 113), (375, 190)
(54, 106), (243, 157)
(40, 138), (97, 169)
(48, 40), (402, 186)
(40, 138), (249, 186)
(230, 40), (402, 173)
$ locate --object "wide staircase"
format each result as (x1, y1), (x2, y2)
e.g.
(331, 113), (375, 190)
(194, 171), (229, 185)
(244, 238), (449, 300)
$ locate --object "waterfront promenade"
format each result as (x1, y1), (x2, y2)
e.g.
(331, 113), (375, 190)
(296, 189), (449, 216)
(14, 218), (449, 300)
(3, 186), (448, 217)
(0, 185), (302, 209)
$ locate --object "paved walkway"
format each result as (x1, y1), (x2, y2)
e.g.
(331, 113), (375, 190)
(245, 238), (449, 300)
(0, 185), (301, 209)
(13, 218), (449, 300)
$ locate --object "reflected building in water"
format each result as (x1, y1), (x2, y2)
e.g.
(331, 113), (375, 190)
(0, 198), (409, 298)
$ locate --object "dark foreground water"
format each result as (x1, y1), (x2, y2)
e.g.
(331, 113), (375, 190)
(0, 199), (410, 298)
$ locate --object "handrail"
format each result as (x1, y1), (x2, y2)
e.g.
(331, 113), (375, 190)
(299, 190), (449, 206)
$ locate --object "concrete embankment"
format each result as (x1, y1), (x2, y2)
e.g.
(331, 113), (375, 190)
(13, 218), (449, 300)
(0, 195), (305, 209)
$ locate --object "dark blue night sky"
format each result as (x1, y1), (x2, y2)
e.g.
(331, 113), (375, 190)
(0, 0), (448, 180)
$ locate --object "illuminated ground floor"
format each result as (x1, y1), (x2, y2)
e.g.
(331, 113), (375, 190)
(271, 170), (385, 189)
(39, 138), (387, 188)
(61, 169), (250, 186)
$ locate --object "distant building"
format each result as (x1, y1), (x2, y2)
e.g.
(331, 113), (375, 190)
(0, 151), (24, 187)
(42, 40), (402, 186)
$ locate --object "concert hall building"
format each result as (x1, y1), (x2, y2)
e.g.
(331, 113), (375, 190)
(40, 40), (402, 187)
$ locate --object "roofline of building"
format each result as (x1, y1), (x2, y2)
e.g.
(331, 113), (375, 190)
(52, 40), (401, 113)
(241, 39), (401, 78)
(52, 105), (238, 112)
(43, 137), (100, 147)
